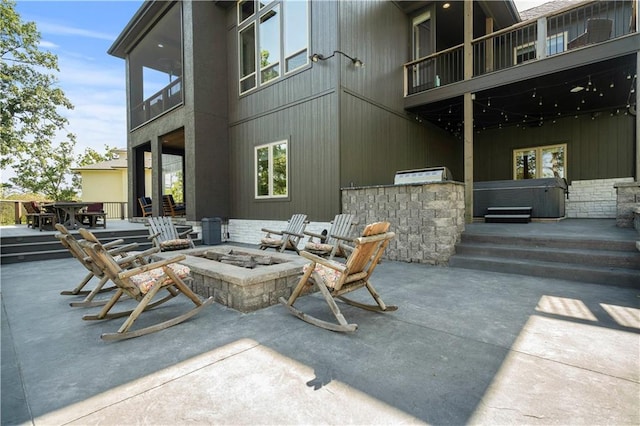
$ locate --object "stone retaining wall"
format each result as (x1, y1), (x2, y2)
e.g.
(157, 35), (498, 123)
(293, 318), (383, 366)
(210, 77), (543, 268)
(341, 182), (465, 265)
(566, 177), (634, 218)
(614, 181), (640, 228)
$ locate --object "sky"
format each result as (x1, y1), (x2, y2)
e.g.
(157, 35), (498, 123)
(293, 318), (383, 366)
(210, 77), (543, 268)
(4, 0), (550, 177)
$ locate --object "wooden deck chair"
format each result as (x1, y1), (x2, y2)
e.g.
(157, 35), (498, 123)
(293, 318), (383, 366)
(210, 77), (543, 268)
(280, 221), (397, 332)
(78, 228), (213, 341)
(304, 214), (357, 259)
(23, 201), (41, 229)
(259, 214), (308, 253)
(162, 194), (186, 216)
(147, 216), (195, 251)
(55, 224), (158, 307)
(138, 197), (153, 217)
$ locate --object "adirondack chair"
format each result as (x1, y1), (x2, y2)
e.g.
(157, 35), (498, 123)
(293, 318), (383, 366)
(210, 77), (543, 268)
(259, 213), (308, 253)
(78, 228), (213, 341)
(162, 194), (186, 216)
(280, 221), (397, 332)
(54, 224), (158, 307)
(304, 214), (357, 259)
(147, 216), (195, 251)
(138, 197), (153, 217)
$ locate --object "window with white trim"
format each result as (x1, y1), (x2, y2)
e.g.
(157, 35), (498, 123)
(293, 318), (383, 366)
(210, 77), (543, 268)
(238, 0), (309, 94)
(255, 140), (288, 198)
(514, 32), (568, 64)
(514, 143), (566, 180)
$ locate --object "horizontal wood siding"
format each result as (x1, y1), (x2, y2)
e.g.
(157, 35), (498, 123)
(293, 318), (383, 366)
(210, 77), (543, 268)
(474, 113), (635, 182)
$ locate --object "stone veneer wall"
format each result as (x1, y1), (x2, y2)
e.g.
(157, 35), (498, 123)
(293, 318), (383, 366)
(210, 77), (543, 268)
(341, 182), (466, 265)
(566, 178), (634, 218)
(614, 181), (640, 228)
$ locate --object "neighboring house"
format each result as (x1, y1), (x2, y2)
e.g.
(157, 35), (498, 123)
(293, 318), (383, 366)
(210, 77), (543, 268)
(108, 0), (638, 226)
(72, 148), (152, 202)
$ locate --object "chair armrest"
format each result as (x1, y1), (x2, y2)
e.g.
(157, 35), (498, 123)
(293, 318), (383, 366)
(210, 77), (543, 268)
(300, 251), (348, 273)
(178, 229), (193, 239)
(281, 230), (304, 239)
(107, 242), (139, 256)
(118, 253), (186, 279)
(115, 247), (161, 266)
(304, 230), (326, 242)
(330, 233), (354, 243)
(261, 228), (283, 236)
(103, 239), (125, 249)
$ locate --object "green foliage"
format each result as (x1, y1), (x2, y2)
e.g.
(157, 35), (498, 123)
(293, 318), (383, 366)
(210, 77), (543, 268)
(168, 172), (183, 203)
(77, 145), (118, 167)
(1, 0), (79, 200)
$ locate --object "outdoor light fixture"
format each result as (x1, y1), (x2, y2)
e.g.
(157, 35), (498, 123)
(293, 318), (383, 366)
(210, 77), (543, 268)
(310, 50), (364, 68)
(570, 85), (584, 93)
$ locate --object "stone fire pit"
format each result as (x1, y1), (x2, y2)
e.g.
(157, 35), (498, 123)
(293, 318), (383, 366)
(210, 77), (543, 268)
(152, 245), (308, 313)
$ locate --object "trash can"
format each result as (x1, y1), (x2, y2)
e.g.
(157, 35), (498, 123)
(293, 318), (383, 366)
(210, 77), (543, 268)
(201, 217), (222, 245)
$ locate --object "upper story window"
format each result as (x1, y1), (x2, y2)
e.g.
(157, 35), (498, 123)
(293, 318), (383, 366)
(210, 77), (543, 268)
(514, 32), (568, 65)
(128, 4), (183, 129)
(238, 0), (309, 95)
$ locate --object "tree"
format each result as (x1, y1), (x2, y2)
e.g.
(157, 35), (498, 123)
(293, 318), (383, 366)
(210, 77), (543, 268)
(77, 145), (119, 167)
(1, 0), (77, 198)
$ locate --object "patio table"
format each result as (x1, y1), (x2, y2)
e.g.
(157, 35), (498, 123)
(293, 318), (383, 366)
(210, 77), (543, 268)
(42, 202), (92, 229)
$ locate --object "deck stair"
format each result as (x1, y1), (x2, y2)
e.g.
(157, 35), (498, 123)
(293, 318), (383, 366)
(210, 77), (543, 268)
(484, 206), (532, 223)
(0, 226), (197, 265)
(449, 231), (640, 288)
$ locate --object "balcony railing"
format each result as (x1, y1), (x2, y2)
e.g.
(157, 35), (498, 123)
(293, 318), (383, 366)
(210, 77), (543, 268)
(131, 77), (183, 129)
(405, 0), (636, 96)
(0, 200), (128, 225)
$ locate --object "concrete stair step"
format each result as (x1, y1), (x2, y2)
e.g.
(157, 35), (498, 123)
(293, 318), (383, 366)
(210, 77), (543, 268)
(449, 255), (640, 288)
(455, 243), (640, 270)
(460, 233), (637, 252)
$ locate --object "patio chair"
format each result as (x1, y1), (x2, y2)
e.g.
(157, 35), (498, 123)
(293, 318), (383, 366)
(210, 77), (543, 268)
(55, 224), (158, 307)
(567, 18), (612, 49)
(303, 214), (358, 259)
(162, 194), (186, 216)
(259, 213), (308, 254)
(78, 228), (214, 341)
(279, 221), (397, 332)
(77, 202), (107, 228)
(138, 197), (153, 217)
(148, 216), (195, 251)
(23, 201), (41, 229)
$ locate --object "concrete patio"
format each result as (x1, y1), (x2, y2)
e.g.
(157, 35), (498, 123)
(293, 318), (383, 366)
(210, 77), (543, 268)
(2, 229), (639, 425)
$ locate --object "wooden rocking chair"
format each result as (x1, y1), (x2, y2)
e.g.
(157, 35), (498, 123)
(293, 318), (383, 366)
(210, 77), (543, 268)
(259, 213), (308, 253)
(147, 216), (195, 251)
(304, 213), (357, 259)
(55, 224), (158, 307)
(78, 228), (213, 341)
(279, 221), (397, 332)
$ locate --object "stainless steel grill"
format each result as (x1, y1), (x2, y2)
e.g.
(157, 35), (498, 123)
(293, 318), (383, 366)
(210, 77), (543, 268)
(394, 167), (452, 185)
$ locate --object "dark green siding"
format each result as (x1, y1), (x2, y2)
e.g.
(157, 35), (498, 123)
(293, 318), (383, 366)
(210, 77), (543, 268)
(474, 113), (635, 182)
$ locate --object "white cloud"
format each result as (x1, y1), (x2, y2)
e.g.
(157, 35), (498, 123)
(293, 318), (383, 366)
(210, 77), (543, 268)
(37, 22), (116, 41)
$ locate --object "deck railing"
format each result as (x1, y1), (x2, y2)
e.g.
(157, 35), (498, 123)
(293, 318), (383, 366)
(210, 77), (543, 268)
(0, 200), (128, 225)
(130, 77), (183, 129)
(405, 0), (636, 96)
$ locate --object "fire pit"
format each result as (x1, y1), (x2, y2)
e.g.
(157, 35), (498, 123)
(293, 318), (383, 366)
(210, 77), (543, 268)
(152, 245), (308, 313)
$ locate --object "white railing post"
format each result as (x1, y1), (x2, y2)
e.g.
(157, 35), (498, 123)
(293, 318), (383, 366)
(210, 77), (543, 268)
(536, 17), (547, 60)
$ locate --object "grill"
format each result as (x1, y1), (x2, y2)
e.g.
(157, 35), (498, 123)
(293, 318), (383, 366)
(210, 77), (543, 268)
(394, 167), (452, 185)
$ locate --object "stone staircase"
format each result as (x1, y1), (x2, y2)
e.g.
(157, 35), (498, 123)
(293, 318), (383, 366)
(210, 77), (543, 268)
(0, 226), (197, 264)
(449, 231), (640, 288)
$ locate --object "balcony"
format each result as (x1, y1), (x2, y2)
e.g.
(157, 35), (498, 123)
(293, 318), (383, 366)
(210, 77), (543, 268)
(131, 77), (183, 129)
(404, 1), (637, 97)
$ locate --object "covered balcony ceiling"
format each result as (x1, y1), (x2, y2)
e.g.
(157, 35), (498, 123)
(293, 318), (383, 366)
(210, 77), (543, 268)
(409, 53), (637, 136)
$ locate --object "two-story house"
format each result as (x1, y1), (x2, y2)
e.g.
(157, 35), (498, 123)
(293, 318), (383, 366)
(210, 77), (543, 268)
(108, 0), (638, 233)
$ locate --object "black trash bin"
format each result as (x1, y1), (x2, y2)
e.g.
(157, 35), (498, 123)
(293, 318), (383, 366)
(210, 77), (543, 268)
(201, 217), (222, 245)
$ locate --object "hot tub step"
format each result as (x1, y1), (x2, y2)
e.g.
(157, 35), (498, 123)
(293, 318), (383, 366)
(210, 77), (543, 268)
(484, 214), (531, 223)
